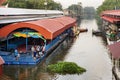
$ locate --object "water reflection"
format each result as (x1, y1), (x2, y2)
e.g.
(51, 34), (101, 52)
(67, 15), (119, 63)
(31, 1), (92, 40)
(56, 19), (112, 80)
(1, 19), (112, 80)
(1, 36), (74, 80)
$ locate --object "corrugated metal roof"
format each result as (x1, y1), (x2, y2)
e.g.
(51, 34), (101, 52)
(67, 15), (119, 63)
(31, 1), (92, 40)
(0, 15), (63, 24)
(0, 8), (63, 24)
(0, 8), (63, 15)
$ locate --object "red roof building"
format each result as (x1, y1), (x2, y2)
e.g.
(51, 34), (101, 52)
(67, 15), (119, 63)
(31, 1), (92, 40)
(101, 10), (120, 59)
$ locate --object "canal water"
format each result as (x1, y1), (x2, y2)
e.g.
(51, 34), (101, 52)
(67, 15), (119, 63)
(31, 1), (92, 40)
(0, 19), (112, 80)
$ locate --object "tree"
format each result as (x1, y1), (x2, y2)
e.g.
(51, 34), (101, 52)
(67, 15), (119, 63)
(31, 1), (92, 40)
(83, 7), (96, 19)
(97, 0), (120, 15)
(3, 0), (63, 10)
(68, 4), (82, 16)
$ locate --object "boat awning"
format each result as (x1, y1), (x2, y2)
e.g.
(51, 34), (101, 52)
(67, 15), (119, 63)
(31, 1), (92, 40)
(101, 16), (120, 23)
(108, 41), (120, 59)
(54, 16), (76, 28)
(0, 56), (4, 65)
(0, 16), (76, 39)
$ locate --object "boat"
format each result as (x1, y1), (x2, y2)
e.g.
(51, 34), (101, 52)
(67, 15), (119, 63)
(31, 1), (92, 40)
(79, 28), (88, 33)
(0, 15), (76, 65)
(92, 29), (102, 36)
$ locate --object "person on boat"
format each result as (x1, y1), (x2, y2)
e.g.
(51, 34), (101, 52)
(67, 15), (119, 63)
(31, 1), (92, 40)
(36, 45), (41, 58)
(14, 49), (20, 60)
(33, 46), (37, 60)
(31, 46), (35, 57)
(42, 43), (46, 54)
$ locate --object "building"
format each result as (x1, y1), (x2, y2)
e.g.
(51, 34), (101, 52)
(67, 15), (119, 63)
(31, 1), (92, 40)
(0, 8), (77, 65)
(101, 10), (120, 79)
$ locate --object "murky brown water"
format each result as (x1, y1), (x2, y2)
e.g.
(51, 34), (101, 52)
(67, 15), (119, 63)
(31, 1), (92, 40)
(0, 19), (112, 80)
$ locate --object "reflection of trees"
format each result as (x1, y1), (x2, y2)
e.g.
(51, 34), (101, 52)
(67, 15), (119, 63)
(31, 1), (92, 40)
(2, 64), (55, 80)
(0, 74), (12, 80)
(2, 37), (76, 80)
(3, 65), (39, 80)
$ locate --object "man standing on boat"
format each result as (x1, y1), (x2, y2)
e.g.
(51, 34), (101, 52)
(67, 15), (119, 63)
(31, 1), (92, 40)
(36, 45), (41, 58)
(14, 49), (20, 60)
(31, 46), (35, 58)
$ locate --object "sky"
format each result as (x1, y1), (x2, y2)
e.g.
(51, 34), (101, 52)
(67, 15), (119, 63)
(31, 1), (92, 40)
(53, 0), (104, 9)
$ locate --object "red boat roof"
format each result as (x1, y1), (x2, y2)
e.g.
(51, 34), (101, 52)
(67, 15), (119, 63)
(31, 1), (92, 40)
(101, 10), (120, 16)
(0, 16), (76, 39)
(101, 16), (120, 23)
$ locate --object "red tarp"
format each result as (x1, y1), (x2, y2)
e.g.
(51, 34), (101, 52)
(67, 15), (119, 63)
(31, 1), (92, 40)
(0, 16), (76, 39)
(108, 41), (120, 59)
(101, 16), (120, 23)
(0, 0), (6, 6)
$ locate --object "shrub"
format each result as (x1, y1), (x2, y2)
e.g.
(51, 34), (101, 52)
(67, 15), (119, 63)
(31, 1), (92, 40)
(47, 62), (86, 75)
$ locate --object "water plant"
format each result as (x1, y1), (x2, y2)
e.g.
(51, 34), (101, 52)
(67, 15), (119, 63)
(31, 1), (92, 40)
(47, 61), (86, 75)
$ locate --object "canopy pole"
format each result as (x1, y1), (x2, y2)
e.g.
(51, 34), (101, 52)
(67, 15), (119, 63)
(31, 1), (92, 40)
(7, 37), (9, 51)
(26, 36), (28, 52)
(26, 29), (28, 52)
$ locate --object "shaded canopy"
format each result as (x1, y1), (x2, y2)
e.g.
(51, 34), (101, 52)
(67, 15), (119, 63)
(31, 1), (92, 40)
(0, 16), (76, 39)
(13, 32), (46, 41)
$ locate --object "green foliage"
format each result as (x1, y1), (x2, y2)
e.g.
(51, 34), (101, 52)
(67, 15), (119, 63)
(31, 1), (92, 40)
(68, 4), (82, 15)
(47, 62), (86, 75)
(83, 7), (96, 19)
(7, 0), (62, 10)
(97, 0), (120, 15)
